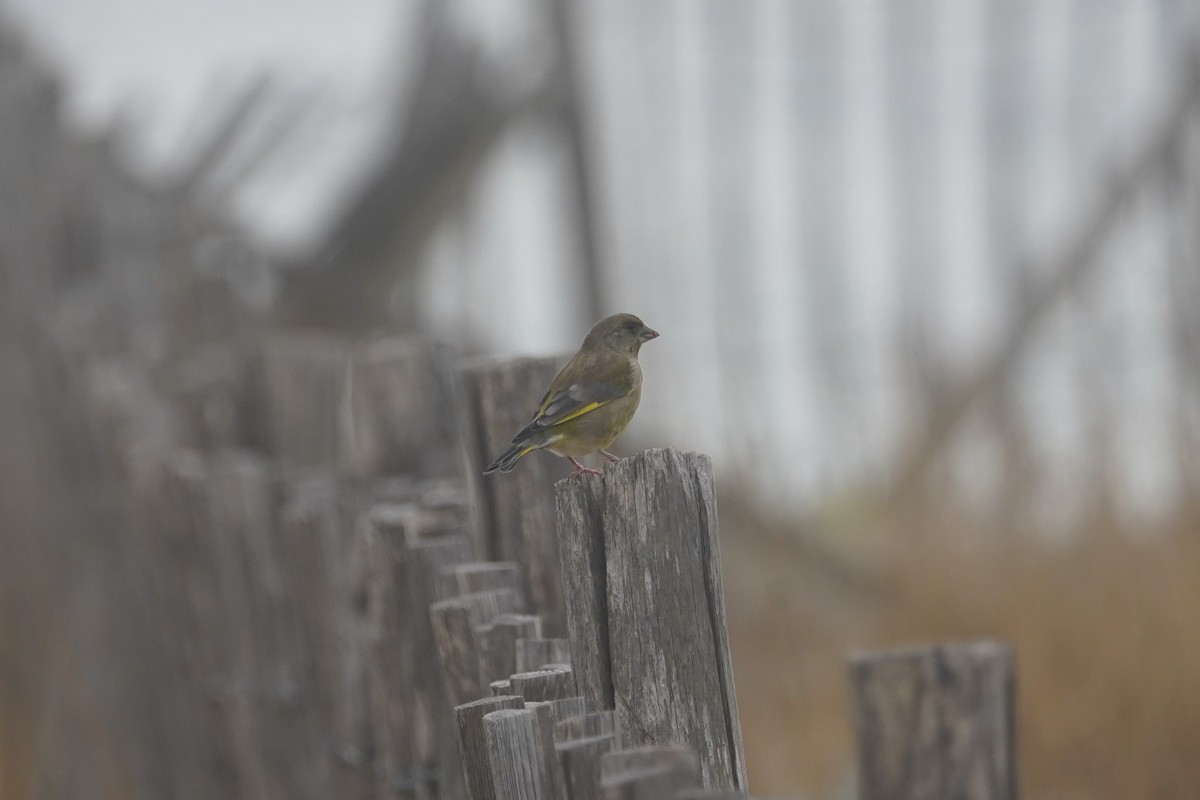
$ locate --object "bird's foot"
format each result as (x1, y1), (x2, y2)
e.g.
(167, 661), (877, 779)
(567, 457), (604, 477)
(599, 449), (620, 463)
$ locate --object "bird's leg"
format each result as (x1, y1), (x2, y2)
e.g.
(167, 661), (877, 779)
(567, 456), (603, 477)
(599, 449), (620, 463)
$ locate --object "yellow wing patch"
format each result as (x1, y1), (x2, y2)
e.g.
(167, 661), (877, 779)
(548, 401), (605, 426)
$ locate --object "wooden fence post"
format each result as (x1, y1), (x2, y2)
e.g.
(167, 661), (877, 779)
(555, 449), (747, 790)
(510, 667), (577, 702)
(557, 734), (618, 800)
(599, 747), (702, 800)
(848, 641), (1017, 800)
(459, 356), (568, 634)
(352, 336), (459, 478)
(401, 526), (474, 796)
(454, 695), (526, 800)
(539, 696), (587, 727)
(516, 638), (572, 673)
(359, 504), (424, 797)
(136, 453), (247, 800)
(554, 710), (620, 800)
(552, 474), (610, 706)
(480, 614), (543, 683)
(261, 332), (351, 468)
(439, 561), (524, 604)
(431, 589), (524, 707)
(484, 708), (552, 800)
(555, 710), (618, 743)
(432, 588), (523, 798)
(526, 700), (570, 799)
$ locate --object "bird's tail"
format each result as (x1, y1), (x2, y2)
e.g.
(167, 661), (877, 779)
(483, 441), (538, 475)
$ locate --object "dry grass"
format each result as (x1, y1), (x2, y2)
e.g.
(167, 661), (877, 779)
(724, 501), (1200, 800)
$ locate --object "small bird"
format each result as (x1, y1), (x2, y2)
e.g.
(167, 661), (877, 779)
(484, 313), (659, 477)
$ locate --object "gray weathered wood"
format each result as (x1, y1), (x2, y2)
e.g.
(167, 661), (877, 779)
(407, 531), (482, 797)
(432, 589), (523, 707)
(484, 708), (552, 800)
(261, 332), (351, 468)
(406, 531), (474, 697)
(276, 477), (381, 798)
(439, 561), (524, 604)
(165, 342), (261, 452)
(273, 478), (347, 797)
(516, 637), (572, 673)
(491, 679), (513, 696)
(599, 747), (701, 800)
(556, 710), (618, 744)
(139, 454), (251, 800)
(553, 473), (610, 708)
(352, 336), (459, 478)
(557, 734), (618, 800)
(527, 701), (568, 800)
(673, 792), (752, 799)
(480, 613), (542, 683)
(542, 696), (587, 728)
(359, 503), (425, 798)
(460, 356), (568, 634)
(510, 666), (577, 702)
(848, 641), (1017, 800)
(204, 453), (283, 800)
(455, 695), (525, 800)
(556, 449), (746, 790)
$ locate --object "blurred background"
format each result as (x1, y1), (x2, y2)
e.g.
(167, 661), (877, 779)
(3, 0), (1200, 798)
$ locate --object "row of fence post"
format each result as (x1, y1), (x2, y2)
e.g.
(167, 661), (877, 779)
(75, 323), (1017, 799)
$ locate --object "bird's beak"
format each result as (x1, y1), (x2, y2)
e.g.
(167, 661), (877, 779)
(640, 327), (659, 342)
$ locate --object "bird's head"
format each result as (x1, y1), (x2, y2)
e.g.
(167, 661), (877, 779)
(585, 313), (659, 356)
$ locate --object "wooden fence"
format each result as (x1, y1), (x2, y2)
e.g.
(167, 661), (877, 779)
(56, 332), (1014, 799)
(0, 23), (1021, 800)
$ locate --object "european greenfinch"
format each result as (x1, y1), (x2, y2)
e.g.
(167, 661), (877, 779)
(484, 313), (659, 477)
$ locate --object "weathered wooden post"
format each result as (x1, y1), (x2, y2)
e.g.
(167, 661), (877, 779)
(210, 452), (350, 800)
(454, 695), (526, 800)
(165, 342), (263, 452)
(459, 356), (568, 634)
(261, 332), (351, 468)
(510, 666), (577, 702)
(276, 475), (382, 798)
(432, 589), (524, 706)
(848, 641), (1017, 800)
(558, 735), (618, 800)
(439, 561), (525, 603)
(134, 452), (248, 800)
(432, 588), (523, 797)
(599, 747), (702, 800)
(555, 710), (618, 743)
(539, 696), (587, 726)
(555, 710), (621, 800)
(526, 700), (570, 798)
(352, 336), (460, 478)
(395, 521), (474, 796)
(555, 449), (747, 790)
(516, 638), (572, 672)
(359, 504), (426, 797)
(484, 708), (553, 800)
(480, 613), (543, 683)
(552, 473), (608, 703)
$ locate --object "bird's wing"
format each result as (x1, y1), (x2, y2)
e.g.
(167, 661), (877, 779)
(509, 380), (628, 444)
